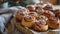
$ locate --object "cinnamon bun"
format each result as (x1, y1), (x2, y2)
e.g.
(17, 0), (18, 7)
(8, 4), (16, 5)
(28, 12), (38, 19)
(33, 19), (48, 31)
(43, 4), (53, 10)
(26, 5), (35, 12)
(43, 10), (55, 17)
(35, 5), (44, 15)
(15, 9), (29, 20)
(38, 15), (48, 21)
(53, 9), (60, 18)
(22, 15), (35, 28)
(47, 16), (60, 28)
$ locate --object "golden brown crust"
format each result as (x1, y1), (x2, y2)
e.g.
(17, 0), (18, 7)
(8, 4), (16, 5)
(43, 4), (53, 10)
(32, 19), (48, 31)
(28, 12), (39, 20)
(37, 15), (48, 21)
(47, 17), (60, 28)
(53, 9), (60, 18)
(32, 23), (41, 31)
(26, 5), (35, 12)
(21, 15), (35, 28)
(35, 6), (44, 15)
(43, 10), (55, 17)
(15, 9), (29, 21)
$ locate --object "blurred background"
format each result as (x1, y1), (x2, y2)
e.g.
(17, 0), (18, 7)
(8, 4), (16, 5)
(0, 0), (60, 8)
(46, 0), (60, 5)
(0, 0), (59, 5)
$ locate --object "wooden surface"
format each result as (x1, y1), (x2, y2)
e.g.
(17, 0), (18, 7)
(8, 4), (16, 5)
(50, 0), (57, 4)
(45, 0), (57, 5)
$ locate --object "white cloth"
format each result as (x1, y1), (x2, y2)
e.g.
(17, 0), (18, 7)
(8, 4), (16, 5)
(0, 6), (24, 14)
(0, 6), (24, 34)
(0, 16), (5, 33)
(0, 13), (12, 33)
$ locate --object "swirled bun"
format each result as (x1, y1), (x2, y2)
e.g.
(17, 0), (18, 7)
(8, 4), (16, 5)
(15, 9), (29, 20)
(47, 16), (60, 29)
(33, 19), (48, 31)
(35, 5), (44, 15)
(22, 15), (35, 28)
(37, 15), (48, 21)
(26, 5), (35, 12)
(43, 4), (53, 10)
(43, 10), (55, 17)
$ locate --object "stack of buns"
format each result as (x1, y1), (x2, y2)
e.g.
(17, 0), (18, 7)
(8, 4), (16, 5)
(15, 3), (60, 32)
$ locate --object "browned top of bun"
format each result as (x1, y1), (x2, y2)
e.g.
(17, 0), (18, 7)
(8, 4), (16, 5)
(35, 19), (46, 25)
(38, 15), (48, 21)
(48, 16), (60, 24)
(28, 12), (38, 17)
(53, 9), (60, 14)
(17, 11), (25, 16)
(35, 7), (44, 14)
(24, 15), (33, 22)
(43, 10), (55, 17)
(43, 4), (53, 10)
(26, 5), (35, 11)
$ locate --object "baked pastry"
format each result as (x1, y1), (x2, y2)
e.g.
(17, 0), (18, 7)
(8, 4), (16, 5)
(15, 9), (29, 21)
(47, 16), (60, 29)
(43, 4), (53, 10)
(26, 5), (35, 12)
(43, 10), (55, 18)
(35, 5), (44, 15)
(14, 18), (34, 34)
(15, 11), (25, 20)
(22, 15), (35, 28)
(33, 23), (41, 31)
(28, 12), (38, 20)
(52, 9), (60, 18)
(37, 15), (48, 21)
(33, 19), (48, 31)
